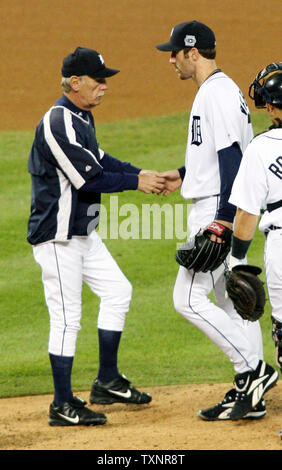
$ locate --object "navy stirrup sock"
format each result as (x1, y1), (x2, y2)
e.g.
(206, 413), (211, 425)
(98, 329), (122, 383)
(49, 353), (74, 406)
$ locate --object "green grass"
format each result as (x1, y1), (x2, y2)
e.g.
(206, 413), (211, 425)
(0, 110), (277, 398)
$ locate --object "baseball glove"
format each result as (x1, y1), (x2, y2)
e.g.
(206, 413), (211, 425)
(224, 265), (266, 321)
(175, 222), (233, 273)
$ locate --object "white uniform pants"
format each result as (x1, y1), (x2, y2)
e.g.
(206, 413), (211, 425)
(264, 229), (282, 323)
(33, 231), (132, 357)
(173, 196), (263, 374)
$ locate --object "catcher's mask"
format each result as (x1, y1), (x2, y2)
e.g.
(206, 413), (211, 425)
(249, 62), (282, 108)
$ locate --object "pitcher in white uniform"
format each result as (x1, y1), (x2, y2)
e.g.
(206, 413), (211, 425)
(156, 21), (278, 421)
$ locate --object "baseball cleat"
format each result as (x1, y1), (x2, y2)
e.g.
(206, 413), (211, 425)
(89, 373), (152, 405)
(230, 360), (278, 421)
(197, 388), (266, 421)
(48, 396), (107, 426)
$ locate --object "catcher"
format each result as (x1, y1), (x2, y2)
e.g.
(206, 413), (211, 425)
(229, 63), (282, 376)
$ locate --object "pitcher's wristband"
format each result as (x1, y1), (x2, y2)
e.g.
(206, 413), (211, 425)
(231, 235), (252, 260)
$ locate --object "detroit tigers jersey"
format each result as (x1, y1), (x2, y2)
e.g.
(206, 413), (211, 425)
(181, 71), (253, 199)
(229, 127), (282, 231)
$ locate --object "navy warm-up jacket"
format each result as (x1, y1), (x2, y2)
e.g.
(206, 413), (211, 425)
(27, 95), (141, 245)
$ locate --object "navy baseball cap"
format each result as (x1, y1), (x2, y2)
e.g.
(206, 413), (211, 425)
(156, 21), (216, 51)
(62, 47), (120, 78)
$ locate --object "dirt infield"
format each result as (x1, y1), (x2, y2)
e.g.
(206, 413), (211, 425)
(1, 0), (281, 130)
(1, 382), (282, 451)
(1, 0), (281, 452)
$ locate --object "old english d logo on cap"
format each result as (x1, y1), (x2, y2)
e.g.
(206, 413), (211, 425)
(62, 47), (119, 78)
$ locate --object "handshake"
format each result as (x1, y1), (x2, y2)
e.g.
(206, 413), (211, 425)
(138, 169), (182, 196)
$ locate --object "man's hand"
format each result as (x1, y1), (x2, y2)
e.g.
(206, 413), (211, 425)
(159, 169), (182, 196)
(209, 220), (233, 243)
(138, 171), (165, 194)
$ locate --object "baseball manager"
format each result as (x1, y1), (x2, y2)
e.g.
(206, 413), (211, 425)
(27, 47), (162, 426)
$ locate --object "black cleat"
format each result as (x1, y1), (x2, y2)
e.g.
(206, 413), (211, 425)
(197, 388), (266, 421)
(230, 360), (278, 421)
(48, 396), (107, 426)
(89, 373), (152, 405)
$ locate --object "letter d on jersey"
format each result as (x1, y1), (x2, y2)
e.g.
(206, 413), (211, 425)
(191, 116), (202, 146)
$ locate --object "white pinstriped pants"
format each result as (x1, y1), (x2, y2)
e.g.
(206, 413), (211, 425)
(173, 196), (263, 374)
(33, 231), (132, 356)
